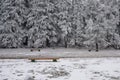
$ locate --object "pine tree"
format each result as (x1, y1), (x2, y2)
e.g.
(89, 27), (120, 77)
(0, 0), (120, 49)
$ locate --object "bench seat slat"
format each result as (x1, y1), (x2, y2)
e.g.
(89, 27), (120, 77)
(29, 58), (59, 60)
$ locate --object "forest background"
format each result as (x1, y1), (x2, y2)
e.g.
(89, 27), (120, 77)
(0, 0), (120, 50)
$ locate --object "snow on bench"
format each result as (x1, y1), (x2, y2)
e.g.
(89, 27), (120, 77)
(29, 57), (59, 62)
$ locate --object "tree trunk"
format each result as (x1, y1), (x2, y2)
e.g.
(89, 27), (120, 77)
(96, 42), (98, 52)
(64, 37), (67, 48)
(23, 36), (28, 46)
(46, 38), (50, 47)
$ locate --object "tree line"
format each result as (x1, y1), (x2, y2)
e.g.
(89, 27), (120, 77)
(0, 0), (120, 50)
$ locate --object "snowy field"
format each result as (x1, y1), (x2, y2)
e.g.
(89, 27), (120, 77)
(0, 48), (120, 80)
(0, 58), (120, 80)
(0, 48), (120, 58)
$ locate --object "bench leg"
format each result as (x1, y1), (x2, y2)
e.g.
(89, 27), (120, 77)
(53, 59), (57, 62)
(30, 49), (33, 52)
(38, 49), (40, 51)
(31, 59), (35, 62)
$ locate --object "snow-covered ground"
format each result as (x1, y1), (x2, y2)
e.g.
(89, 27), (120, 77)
(0, 58), (120, 80)
(0, 48), (120, 58)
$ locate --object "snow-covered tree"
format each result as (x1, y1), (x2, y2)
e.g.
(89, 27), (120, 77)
(0, 0), (120, 49)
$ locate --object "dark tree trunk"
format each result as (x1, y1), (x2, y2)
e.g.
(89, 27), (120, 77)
(117, 22), (120, 35)
(46, 38), (50, 47)
(96, 42), (98, 52)
(65, 41), (67, 48)
(64, 37), (67, 48)
(23, 36), (28, 46)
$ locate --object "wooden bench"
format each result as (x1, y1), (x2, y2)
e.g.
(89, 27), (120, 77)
(30, 48), (40, 52)
(29, 58), (59, 62)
